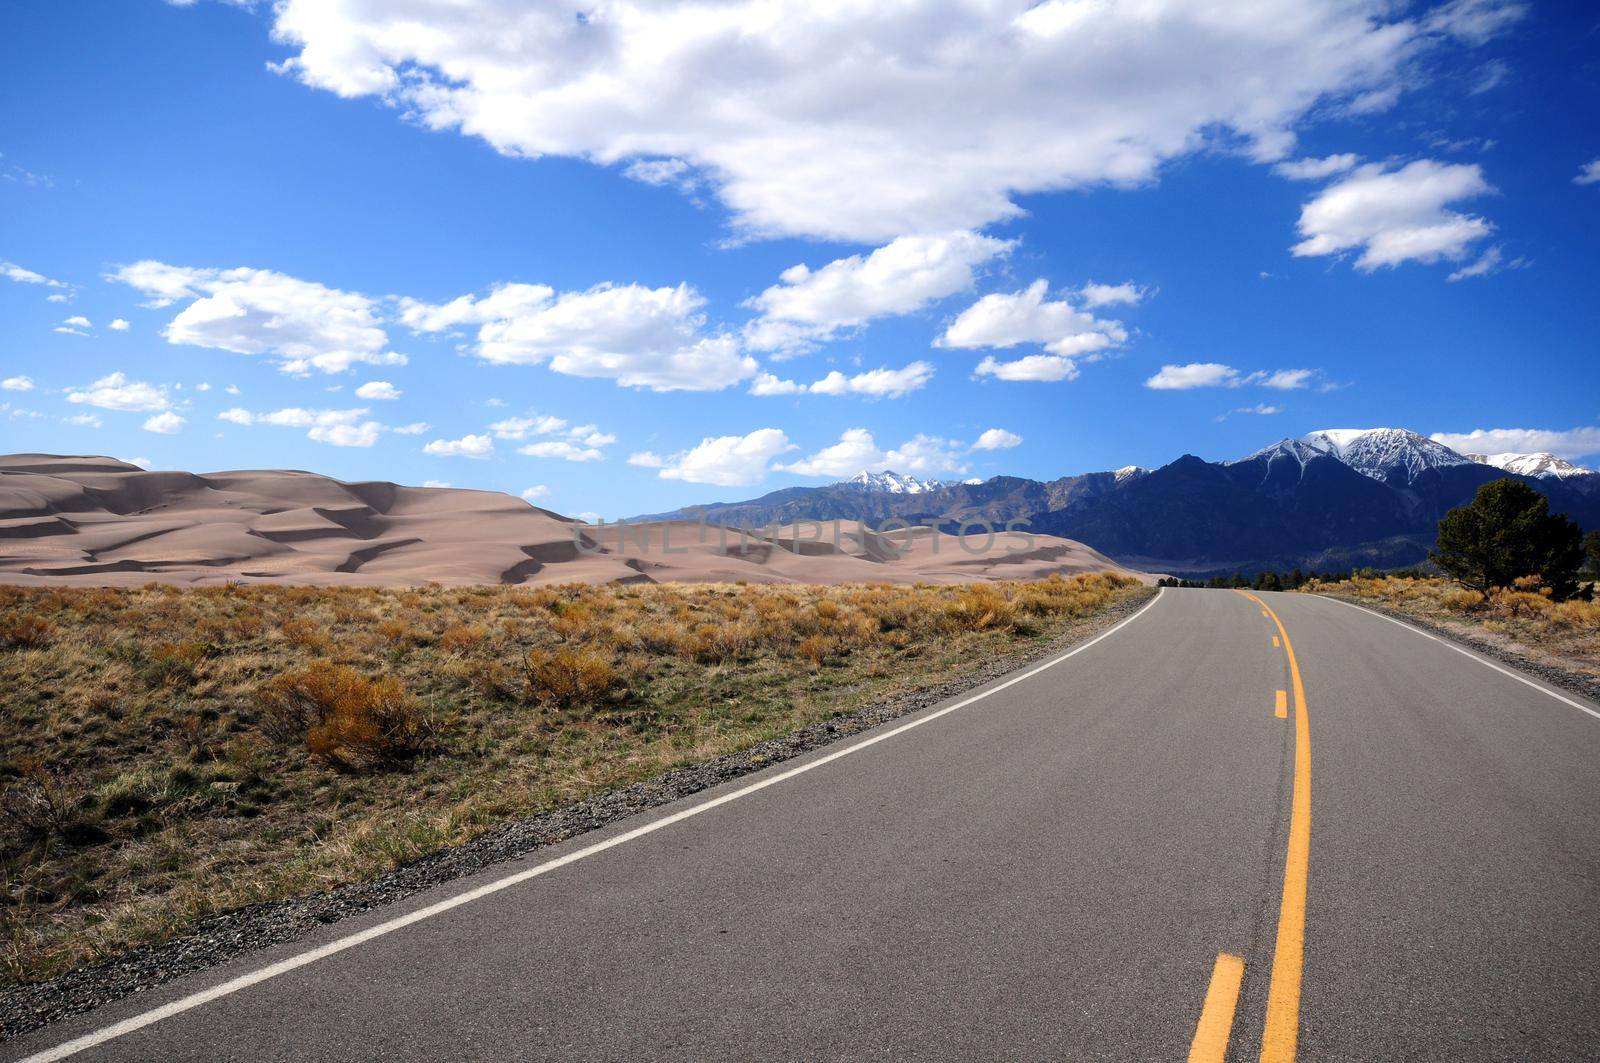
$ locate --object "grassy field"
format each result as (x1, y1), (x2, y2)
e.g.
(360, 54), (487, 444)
(1302, 574), (1600, 681)
(0, 573), (1146, 984)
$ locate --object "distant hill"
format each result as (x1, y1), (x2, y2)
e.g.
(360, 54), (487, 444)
(0, 454), (1146, 587)
(635, 429), (1600, 577)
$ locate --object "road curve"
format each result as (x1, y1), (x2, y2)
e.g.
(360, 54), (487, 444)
(7, 589), (1599, 1062)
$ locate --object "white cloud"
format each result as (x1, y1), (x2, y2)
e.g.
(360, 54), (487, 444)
(355, 380), (402, 400)
(974, 354), (1080, 383)
(392, 421), (429, 435)
(1272, 153), (1360, 180)
(422, 479), (452, 488)
(779, 428), (970, 479)
(520, 485), (551, 502)
(424, 433), (495, 459)
(490, 414), (568, 439)
(624, 158), (696, 190)
(142, 411), (186, 434)
(1430, 427), (1600, 461)
(310, 421), (383, 447)
(743, 231), (1011, 353)
(218, 406), (388, 447)
(1223, 403), (1284, 418)
(225, 384), (241, 395)
(1076, 282), (1147, 308)
(1573, 160), (1600, 187)
(67, 372), (170, 411)
(110, 261), (405, 374)
(756, 362), (935, 400)
(640, 428), (795, 486)
(126, 456), (153, 470)
(972, 428), (1023, 451)
(108, 318), (130, 331)
(1258, 368), (1316, 390)
(1145, 363), (1242, 390)
(265, 0), (1450, 242)
(1445, 244), (1529, 282)
(1, 261), (66, 287)
(399, 281), (755, 392)
(1423, 0), (1527, 46)
(518, 440), (605, 462)
(195, 382), (211, 391)
(1, 375), (33, 391)
(1290, 159), (1495, 270)
(940, 280), (1128, 363)
(64, 412), (102, 428)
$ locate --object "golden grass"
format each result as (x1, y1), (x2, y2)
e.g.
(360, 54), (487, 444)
(0, 573), (1144, 984)
(1302, 574), (1600, 678)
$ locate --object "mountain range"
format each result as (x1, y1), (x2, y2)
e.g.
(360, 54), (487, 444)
(634, 429), (1600, 577)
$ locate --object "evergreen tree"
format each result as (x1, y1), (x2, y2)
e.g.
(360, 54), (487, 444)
(1431, 479), (1585, 599)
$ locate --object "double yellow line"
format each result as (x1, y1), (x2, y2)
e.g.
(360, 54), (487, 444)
(1189, 591), (1311, 1062)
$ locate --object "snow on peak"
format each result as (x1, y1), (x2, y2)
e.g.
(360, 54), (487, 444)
(843, 470), (954, 494)
(1466, 452), (1596, 479)
(1237, 438), (1329, 467)
(1113, 465), (1148, 482)
(1298, 428), (1470, 483)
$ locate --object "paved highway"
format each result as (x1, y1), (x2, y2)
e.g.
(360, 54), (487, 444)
(8, 589), (1600, 1061)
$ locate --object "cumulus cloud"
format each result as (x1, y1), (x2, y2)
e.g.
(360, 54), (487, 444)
(1145, 363), (1241, 390)
(399, 282), (755, 392)
(1273, 153), (1360, 180)
(1, 375), (33, 391)
(1290, 160), (1495, 270)
(67, 372), (170, 411)
(1076, 282), (1147, 308)
(263, 0), (1463, 242)
(520, 485), (551, 502)
(632, 428), (795, 486)
(485, 415), (614, 460)
(423, 434), (495, 459)
(1573, 160), (1600, 187)
(778, 428), (969, 479)
(142, 411), (186, 435)
(64, 412), (102, 428)
(942, 280), (1132, 384)
(752, 362), (935, 400)
(974, 354), (1080, 383)
(972, 428), (1023, 451)
(109, 318), (130, 331)
(218, 406), (389, 447)
(519, 440), (606, 462)
(743, 231), (1012, 353)
(489, 415), (569, 440)
(110, 261), (405, 374)
(1430, 426), (1600, 461)
(355, 380), (401, 400)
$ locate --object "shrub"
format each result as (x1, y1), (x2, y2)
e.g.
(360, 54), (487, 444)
(438, 625), (487, 654)
(280, 617), (332, 653)
(524, 648), (624, 711)
(255, 661), (429, 771)
(0, 614), (55, 650)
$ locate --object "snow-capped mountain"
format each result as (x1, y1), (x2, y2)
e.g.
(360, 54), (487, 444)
(1113, 465), (1148, 482)
(1465, 452), (1596, 479)
(841, 470), (958, 494)
(1298, 428), (1472, 484)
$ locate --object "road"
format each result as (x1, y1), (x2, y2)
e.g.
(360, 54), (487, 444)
(8, 589), (1600, 1062)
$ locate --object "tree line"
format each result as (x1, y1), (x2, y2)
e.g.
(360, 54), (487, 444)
(1158, 479), (1600, 599)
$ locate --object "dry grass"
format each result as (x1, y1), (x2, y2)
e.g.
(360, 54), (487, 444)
(0, 573), (1145, 984)
(1303, 574), (1600, 680)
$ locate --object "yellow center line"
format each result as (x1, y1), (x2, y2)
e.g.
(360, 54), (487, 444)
(1274, 689), (1288, 718)
(1236, 589), (1311, 1063)
(1188, 953), (1246, 1063)
(1272, 635), (1280, 648)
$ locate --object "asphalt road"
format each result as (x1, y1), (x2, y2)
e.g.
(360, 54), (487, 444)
(9, 589), (1600, 1062)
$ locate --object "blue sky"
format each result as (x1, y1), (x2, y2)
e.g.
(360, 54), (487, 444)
(2, 0), (1597, 518)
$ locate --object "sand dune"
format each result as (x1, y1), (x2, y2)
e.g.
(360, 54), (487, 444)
(0, 455), (1148, 587)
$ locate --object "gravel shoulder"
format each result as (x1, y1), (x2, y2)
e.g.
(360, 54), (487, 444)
(0, 587), (1155, 1042)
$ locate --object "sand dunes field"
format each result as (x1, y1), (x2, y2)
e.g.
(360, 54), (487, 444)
(0, 455), (1147, 587)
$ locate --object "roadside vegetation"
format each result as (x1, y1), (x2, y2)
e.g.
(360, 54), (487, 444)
(0, 573), (1145, 984)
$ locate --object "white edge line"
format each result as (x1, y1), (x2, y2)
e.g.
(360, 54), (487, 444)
(16, 589), (1168, 1063)
(1319, 595), (1600, 722)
